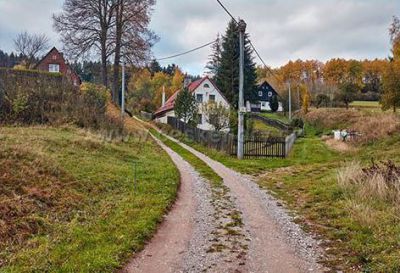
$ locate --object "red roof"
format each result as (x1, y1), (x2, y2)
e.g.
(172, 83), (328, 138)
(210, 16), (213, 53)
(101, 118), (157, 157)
(154, 76), (221, 116)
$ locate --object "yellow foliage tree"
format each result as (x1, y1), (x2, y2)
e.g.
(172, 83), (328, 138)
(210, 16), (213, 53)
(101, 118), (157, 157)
(299, 84), (311, 114)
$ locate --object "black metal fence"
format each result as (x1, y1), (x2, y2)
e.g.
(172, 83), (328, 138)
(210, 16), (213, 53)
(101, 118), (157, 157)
(167, 116), (287, 158)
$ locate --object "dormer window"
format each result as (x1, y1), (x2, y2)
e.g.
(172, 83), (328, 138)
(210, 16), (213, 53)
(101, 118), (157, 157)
(204, 83), (210, 88)
(49, 64), (60, 73)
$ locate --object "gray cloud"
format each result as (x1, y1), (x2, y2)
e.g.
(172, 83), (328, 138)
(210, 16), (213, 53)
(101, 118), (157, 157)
(0, 0), (399, 75)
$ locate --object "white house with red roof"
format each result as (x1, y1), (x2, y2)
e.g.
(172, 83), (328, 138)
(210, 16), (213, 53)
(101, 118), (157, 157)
(154, 76), (230, 131)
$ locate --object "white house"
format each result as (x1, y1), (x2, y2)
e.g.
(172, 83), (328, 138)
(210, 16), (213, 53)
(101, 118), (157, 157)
(154, 76), (230, 131)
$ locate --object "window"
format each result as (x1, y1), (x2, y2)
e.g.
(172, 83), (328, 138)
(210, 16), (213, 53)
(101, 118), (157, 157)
(204, 83), (210, 88)
(258, 91), (263, 97)
(209, 94), (216, 102)
(196, 94), (203, 103)
(49, 64), (60, 73)
(197, 114), (203, 124)
(52, 55), (57, 60)
(268, 91), (273, 97)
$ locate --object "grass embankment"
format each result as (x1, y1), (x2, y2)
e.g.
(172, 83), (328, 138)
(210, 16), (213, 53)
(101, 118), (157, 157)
(168, 108), (400, 272)
(252, 119), (284, 136)
(260, 112), (290, 123)
(0, 125), (179, 273)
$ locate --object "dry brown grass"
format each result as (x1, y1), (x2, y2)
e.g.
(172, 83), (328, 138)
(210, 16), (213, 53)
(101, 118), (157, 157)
(0, 144), (83, 263)
(303, 108), (400, 144)
(337, 161), (400, 206)
(303, 108), (362, 129)
(349, 114), (400, 144)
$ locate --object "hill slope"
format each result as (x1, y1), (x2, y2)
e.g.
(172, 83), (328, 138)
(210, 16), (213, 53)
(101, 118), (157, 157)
(0, 124), (179, 272)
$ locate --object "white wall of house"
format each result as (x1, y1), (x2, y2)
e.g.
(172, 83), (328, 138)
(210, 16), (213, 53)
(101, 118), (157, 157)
(193, 78), (230, 131)
(260, 101), (284, 112)
(155, 78), (230, 132)
(155, 111), (175, 124)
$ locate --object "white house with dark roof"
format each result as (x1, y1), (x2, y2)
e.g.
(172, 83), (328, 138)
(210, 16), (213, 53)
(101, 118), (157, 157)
(154, 76), (230, 131)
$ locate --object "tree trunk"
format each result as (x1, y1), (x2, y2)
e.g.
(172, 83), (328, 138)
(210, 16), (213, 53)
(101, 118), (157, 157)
(112, 0), (123, 105)
(100, 36), (108, 87)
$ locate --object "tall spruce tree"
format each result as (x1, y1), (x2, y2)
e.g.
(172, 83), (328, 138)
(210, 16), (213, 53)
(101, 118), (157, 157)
(215, 19), (257, 109)
(206, 34), (222, 77)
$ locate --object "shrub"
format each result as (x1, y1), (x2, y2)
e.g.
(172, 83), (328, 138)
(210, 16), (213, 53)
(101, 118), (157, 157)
(290, 118), (304, 129)
(75, 83), (109, 129)
(314, 94), (331, 108)
(270, 95), (279, 112)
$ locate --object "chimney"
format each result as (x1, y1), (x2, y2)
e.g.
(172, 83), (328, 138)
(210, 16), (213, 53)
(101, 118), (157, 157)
(162, 85), (166, 107)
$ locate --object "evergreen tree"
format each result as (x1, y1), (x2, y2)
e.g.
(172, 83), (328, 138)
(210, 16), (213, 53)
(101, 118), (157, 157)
(175, 87), (198, 125)
(149, 59), (162, 76)
(215, 19), (257, 109)
(270, 95), (279, 112)
(206, 34), (222, 77)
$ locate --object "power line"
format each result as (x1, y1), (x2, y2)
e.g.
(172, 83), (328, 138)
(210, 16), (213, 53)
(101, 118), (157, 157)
(215, 0), (280, 83)
(155, 40), (216, 61)
(216, 0), (237, 23)
(248, 39), (281, 83)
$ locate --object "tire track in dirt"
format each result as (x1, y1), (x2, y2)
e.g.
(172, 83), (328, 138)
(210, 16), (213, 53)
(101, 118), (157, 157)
(164, 135), (325, 273)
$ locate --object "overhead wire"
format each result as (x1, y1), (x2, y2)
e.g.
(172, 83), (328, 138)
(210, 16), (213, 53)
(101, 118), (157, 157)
(155, 40), (217, 61)
(215, 0), (282, 83)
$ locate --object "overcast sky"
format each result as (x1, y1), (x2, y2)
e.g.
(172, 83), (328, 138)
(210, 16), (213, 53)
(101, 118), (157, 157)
(0, 0), (399, 75)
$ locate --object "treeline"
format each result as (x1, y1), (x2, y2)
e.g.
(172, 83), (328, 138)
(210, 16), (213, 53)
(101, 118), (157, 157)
(126, 61), (200, 113)
(0, 50), (25, 68)
(257, 16), (400, 112)
(258, 58), (386, 101)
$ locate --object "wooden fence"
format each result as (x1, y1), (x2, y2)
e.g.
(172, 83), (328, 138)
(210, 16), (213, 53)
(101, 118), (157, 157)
(167, 117), (288, 158)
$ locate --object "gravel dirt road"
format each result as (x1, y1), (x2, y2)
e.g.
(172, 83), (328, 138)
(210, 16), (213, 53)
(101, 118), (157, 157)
(121, 125), (325, 273)
(165, 135), (325, 273)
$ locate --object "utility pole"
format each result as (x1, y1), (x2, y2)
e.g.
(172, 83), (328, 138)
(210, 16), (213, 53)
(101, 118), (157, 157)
(121, 59), (126, 119)
(237, 19), (246, 160)
(288, 81), (292, 121)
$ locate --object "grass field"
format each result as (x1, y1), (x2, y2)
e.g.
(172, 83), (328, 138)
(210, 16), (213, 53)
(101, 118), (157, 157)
(350, 101), (380, 108)
(172, 116), (400, 272)
(252, 119), (285, 136)
(0, 125), (179, 273)
(259, 112), (290, 124)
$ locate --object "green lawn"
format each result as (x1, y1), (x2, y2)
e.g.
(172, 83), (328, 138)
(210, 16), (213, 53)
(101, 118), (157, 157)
(0, 126), (179, 273)
(350, 101), (380, 108)
(259, 112), (290, 124)
(252, 119), (285, 137)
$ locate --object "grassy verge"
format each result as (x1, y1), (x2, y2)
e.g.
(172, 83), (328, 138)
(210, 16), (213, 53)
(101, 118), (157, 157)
(150, 129), (222, 187)
(350, 101), (380, 108)
(158, 120), (400, 272)
(0, 126), (179, 273)
(252, 119), (285, 136)
(260, 112), (290, 123)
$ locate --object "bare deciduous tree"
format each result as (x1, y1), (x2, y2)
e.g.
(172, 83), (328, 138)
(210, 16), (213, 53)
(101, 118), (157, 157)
(54, 0), (158, 105)
(53, 0), (115, 87)
(13, 31), (49, 68)
(111, 0), (158, 104)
